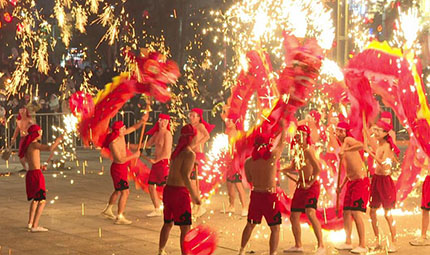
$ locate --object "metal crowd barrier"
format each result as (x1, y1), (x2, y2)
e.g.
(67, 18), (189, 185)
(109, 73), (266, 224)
(3, 109), (216, 149)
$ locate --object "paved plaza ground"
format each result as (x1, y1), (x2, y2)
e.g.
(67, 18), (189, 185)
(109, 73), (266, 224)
(0, 149), (429, 255)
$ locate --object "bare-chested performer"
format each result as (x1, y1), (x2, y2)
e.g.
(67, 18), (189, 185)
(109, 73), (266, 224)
(410, 158), (430, 246)
(188, 108), (214, 217)
(364, 120), (399, 252)
(223, 113), (248, 216)
(143, 114), (173, 217)
(238, 123), (285, 255)
(101, 115), (147, 224)
(158, 124), (201, 255)
(283, 125), (325, 255)
(11, 107), (34, 170)
(19, 124), (63, 232)
(335, 122), (369, 254)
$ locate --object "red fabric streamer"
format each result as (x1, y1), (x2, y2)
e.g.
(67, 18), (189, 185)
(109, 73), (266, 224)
(146, 113), (171, 136)
(69, 92), (94, 119)
(18, 124), (41, 158)
(171, 124), (197, 161)
(191, 108), (215, 133)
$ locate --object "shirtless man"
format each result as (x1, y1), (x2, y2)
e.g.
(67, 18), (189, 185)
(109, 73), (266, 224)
(19, 124), (63, 232)
(335, 122), (369, 254)
(410, 158), (430, 246)
(223, 113), (248, 216)
(101, 115), (147, 224)
(283, 125), (325, 255)
(365, 120), (399, 252)
(11, 107), (34, 170)
(158, 124), (201, 255)
(144, 114), (173, 217)
(239, 123), (285, 255)
(188, 108), (214, 216)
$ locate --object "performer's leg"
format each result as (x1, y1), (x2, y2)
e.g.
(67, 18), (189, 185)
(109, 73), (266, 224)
(159, 222), (173, 252)
(369, 208), (380, 243)
(117, 189), (130, 216)
(240, 222), (256, 252)
(179, 225), (191, 255)
(235, 182), (247, 210)
(343, 210), (353, 245)
(149, 184), (160, 209)
(108, 190), (120, 205)
(290, 212), (302, 247)
(28, 200), (38, 227)
(227, 182), (236, 210)
(32, 200), (46, 229)
(384, 209), (396, 243)
(423, 209), (429, 238)
(305, 208), (324, 248)
(269, 224), (280, 255)
(351, 211), (366, 248)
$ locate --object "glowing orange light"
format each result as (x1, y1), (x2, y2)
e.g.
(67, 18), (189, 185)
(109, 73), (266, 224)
(4, 12), (12, 23)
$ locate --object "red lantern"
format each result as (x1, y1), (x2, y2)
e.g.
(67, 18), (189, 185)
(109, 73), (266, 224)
(4, 12), (12, 23)
(183, 225), (218, 255)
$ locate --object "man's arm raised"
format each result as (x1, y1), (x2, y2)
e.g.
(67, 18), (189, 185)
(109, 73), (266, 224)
(344, 137), (363, 152)
(125, 112), (149, 135)
(35, 135), (63, 152)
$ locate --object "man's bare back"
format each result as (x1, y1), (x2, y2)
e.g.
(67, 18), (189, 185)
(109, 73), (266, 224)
(245, 158), (278, 191)
(167, 148), (200, 204)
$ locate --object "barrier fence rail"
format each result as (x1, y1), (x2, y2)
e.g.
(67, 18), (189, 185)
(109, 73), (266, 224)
(2, 107), (406, 151)
(3, 109), (216, 150)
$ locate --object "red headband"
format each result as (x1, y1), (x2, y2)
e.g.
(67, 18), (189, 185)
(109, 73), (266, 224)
(146, 114), (171, 136)
(380, 111), (393, 123)
(376, 120), (392, 132)
(18, 124), (41, 158)
(171, 124), (197, 160)
(337, 121), (353, 137)
(102, 121), (125, 148)
(191, 108), (215, 133)
(252, 133), (273, 160)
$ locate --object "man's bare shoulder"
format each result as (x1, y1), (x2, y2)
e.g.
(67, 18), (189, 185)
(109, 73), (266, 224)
(344, 136), (357, 144)
(244, 157), (253, 168)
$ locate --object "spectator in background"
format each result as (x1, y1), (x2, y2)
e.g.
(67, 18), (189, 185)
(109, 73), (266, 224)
(48, 94), (60, 113)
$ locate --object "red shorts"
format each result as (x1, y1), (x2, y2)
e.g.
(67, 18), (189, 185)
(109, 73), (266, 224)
(148, 159), (169, 186)
(370, 174), (396, 209)
(248, 190), (282, 226)
(163, 185), (192, 225)
(26, 169), (46, 201)
(190, 152), (205, 180)
(110, 162), (129, 191)
(291, 181), (320, 212)
(422, 176), (430, 210)
(343, 177), (370, 212)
